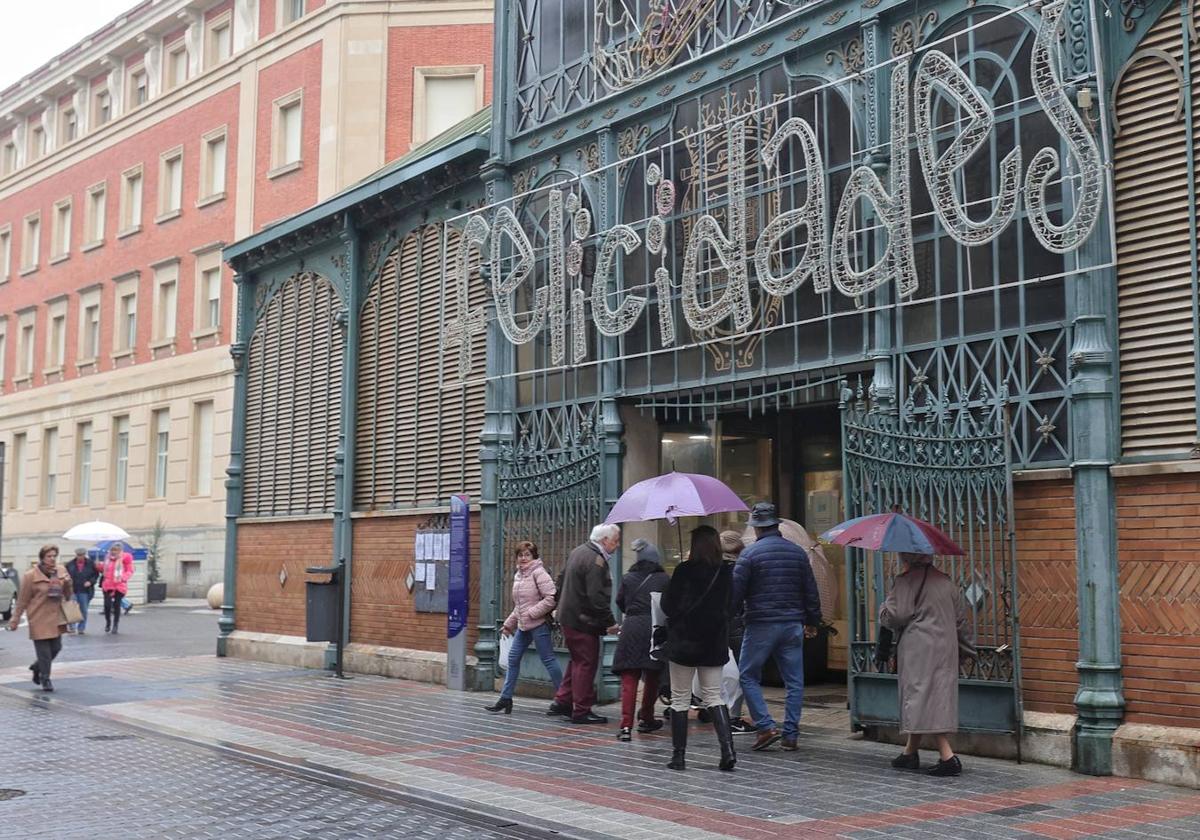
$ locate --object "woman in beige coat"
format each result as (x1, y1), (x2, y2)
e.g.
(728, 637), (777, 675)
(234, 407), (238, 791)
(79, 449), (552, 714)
(879, 552), (975, 776)
(9, 544), (73, 693)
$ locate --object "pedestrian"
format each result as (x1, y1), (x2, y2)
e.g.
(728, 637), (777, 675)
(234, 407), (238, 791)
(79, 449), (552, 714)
(611, 538), (669, 742)
(732, 502), (822, 752)
(548, 523), (621, 724)
(880, 552), (976, 777)
(719, 530), (755, 735)
(101, 542), (134, 635)
(65, 548), (99, 634)
(485, 541), (563, 714)
(8, 545), (73, 692)
(661, 525), (736, 771)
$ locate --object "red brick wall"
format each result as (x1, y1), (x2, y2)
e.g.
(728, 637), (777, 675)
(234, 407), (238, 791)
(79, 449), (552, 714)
(0, 86), (239, 390)
(253, 42), (322, 229)
(1015, 478), (1080, 715)
(235, 518), (333, 635)
(1116, 473), (1200, 726)
(351, 514), (480, 654)
(385, 24), (494, 161)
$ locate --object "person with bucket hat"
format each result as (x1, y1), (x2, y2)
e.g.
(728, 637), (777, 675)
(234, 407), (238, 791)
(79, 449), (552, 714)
(732, 502), (822, 752)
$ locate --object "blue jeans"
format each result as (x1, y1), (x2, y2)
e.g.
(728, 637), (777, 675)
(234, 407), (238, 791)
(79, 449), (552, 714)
(738, 621), (806, 738)
(499, 623), (563, 700)
(73, 591), (93, 632)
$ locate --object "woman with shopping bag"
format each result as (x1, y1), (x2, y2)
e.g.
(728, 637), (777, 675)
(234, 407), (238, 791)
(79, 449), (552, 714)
(8, 545), (74, 692)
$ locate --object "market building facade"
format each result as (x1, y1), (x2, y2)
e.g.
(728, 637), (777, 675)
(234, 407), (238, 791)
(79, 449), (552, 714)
(223, 0), (1200, 778)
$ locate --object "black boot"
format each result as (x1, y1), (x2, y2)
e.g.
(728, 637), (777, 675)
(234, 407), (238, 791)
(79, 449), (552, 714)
(709, 705), (737, 771)
(667, 707), (688, 770)
(29, 663), (40, 686)
(484, 697), (513, 714)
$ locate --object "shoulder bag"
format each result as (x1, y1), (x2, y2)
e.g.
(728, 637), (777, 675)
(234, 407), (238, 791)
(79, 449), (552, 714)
(874, 565), (930, 671)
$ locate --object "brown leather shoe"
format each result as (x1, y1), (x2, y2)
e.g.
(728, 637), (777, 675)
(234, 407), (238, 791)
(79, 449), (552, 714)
(780, 737), (798, 751)
(752, 728), (781, 751)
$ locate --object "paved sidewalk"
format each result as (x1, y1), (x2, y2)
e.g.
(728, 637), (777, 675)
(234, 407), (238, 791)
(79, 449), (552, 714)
(3, 656), (1200, 839)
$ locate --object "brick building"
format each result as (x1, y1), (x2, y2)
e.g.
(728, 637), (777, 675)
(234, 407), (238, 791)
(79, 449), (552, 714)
(0, 0), (492, 593)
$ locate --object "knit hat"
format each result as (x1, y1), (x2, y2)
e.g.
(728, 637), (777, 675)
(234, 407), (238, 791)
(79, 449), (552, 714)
(631, 538), (662, 565)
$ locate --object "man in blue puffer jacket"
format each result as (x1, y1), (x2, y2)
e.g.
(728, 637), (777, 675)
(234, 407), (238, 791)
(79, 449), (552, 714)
(732, 502), (822, 752)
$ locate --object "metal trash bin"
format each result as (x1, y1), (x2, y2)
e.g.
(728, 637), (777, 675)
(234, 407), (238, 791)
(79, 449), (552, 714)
(305, 565), (341, 643)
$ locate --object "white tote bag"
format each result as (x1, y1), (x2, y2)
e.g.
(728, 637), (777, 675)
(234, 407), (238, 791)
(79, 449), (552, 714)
(497, 632), (514, 672)
(649, 591), (667, 661)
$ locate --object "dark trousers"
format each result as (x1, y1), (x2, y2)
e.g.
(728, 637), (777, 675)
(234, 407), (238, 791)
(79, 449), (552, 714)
(103, 590), (123, 631)
(554, 625), (600, 716)
(32, 637), (62, 681)
(619, 669), (660, 729)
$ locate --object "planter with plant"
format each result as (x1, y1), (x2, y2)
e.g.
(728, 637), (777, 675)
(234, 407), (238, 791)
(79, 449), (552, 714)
(144, 518), (168, 603)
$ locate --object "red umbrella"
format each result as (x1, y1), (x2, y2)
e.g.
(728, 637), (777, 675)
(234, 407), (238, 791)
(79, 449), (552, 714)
(820, 511), (965, 556)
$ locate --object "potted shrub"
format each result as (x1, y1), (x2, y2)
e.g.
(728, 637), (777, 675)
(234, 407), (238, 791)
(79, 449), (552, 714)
(144, 519), (168, 603)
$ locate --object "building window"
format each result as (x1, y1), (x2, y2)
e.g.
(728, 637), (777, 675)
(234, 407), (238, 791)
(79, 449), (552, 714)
(75, 421), (92, 505)
(166, 42), (188, 90)
(85, 182), (106, 246)
(152, 408), (169, 498)
(159, 147), (183, 218)
(29, 125), (45, 161)
(51, 198), (72, 260)
(16, 313), (34, 377)
(207, 14), (232, 69)
(60, 108), (78, 143)
(2, 140), (16, 175)
(111, 415), (129, 503)
(21, 213), (39, 272)
(153, 265), (178, 342)
(0, 226), (11, 281)
(282, 0), (306, 25)
(93, 88), (111, 127)
(41, 427), (58, 508)
(201, 127), (227, 200)
(115, 277), (137, 353)
(47, 307), (66, 369)
(271, 91), (303, 174)
(412, 66), (484, 146)
(10, 433), (25, 509)
(128, 67), (148, 107)
(198, 264), (221, 330)
(191, 400), (214, 496)
(120, 165), (143, 233)
(80, 294), (101, 361)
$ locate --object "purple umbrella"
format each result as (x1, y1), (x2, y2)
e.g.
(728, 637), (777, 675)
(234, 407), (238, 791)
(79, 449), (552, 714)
(605, 472), (749, 525)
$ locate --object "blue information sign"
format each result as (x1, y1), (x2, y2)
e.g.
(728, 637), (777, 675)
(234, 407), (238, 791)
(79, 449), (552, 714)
(447, 494), (470, 639)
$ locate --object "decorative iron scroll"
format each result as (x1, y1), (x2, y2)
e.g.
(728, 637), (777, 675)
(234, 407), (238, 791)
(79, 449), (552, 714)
(448, 1), (1106, 378)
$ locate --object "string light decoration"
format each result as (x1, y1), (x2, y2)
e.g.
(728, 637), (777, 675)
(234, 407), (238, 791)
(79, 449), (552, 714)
(914, 50), (1022, 246)
(443, 214), (489, 378)
(1024, 0), (1104, 254)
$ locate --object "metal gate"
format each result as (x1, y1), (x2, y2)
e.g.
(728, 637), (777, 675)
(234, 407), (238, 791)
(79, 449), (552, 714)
(497, 402), (604, 654)
(842, 388), (1022, 738)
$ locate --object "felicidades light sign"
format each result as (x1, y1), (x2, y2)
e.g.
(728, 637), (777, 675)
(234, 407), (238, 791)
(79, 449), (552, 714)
(443, 1), (1103, 378)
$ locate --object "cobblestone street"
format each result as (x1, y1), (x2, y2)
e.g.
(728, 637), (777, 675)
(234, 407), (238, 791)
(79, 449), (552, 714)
(3, 651), (1200, 839)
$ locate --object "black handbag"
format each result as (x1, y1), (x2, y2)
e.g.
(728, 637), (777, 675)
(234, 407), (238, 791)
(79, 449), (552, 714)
(874, 566), (930, 670)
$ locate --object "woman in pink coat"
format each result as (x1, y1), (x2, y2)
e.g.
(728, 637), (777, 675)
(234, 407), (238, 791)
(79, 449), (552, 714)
(484, 541), (563, 714)
(101, 542), (134, 634)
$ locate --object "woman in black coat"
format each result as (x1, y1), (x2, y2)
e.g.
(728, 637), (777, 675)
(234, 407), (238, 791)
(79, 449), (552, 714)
(612, 539), (670, 742)
(661, 525), (735, 772)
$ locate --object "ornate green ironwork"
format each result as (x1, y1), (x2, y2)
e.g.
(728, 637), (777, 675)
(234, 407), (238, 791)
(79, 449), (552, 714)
(842, 382), (1022, 738)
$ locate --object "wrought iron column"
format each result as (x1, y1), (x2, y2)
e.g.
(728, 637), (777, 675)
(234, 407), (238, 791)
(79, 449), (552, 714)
(1069, 0), (1124, 776)
(218, 270), (253, 656)
(474, 156), (513, 690)
(332, 214), (361, 667)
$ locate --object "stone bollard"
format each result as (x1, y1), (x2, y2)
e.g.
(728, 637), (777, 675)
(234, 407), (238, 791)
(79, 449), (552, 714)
(206, 582), (223, 610)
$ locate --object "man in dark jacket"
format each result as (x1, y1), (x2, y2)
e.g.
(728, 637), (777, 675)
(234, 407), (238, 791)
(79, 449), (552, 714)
(65, 548), (100, 634)
(549, 523), (621, 724)
(732, 502), (822, 751)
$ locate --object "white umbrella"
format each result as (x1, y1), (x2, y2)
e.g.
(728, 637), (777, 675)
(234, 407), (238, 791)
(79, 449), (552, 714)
(62, 520), (131, 542)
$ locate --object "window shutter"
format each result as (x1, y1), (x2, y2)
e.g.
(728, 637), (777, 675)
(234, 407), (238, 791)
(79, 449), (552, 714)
(1115, 2), (1198, 456)
(244, 272), (344, 516)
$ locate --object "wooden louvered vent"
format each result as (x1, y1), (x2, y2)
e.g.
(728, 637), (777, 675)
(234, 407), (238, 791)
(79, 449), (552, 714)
(355, 224), (486, 510)
(243, 272), (345, 516)
(1115, 1), (1199, 456)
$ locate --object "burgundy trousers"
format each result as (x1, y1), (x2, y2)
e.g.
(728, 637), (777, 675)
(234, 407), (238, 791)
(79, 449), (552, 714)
(619, 669), (661, 729)
(554, 625), (601, 717)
